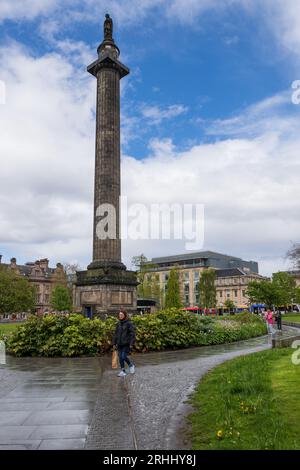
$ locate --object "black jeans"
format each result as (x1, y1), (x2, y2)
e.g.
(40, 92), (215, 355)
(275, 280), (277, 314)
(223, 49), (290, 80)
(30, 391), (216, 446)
(118, 345), (132, 370)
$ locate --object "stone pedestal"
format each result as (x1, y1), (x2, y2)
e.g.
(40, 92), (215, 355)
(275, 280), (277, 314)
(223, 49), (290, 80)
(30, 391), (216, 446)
(74, 267), (137, 317)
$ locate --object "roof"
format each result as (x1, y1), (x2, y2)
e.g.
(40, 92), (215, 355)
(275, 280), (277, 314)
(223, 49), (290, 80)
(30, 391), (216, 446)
(147, 250), (251, 265)
(215, 268), (263, 278)
(0, 263), (56, 278)
(215, 268), (247, 277)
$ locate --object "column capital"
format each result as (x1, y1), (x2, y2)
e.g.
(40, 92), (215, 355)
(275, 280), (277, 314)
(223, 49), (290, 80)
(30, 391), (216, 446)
(87, 54), (129, 78)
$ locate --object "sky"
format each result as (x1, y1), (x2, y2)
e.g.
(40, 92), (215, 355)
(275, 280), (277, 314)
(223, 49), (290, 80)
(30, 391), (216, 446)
(0, 0), (300, 276)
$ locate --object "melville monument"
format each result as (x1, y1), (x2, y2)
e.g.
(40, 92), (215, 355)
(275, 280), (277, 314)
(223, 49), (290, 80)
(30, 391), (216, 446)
(74, 14), (138, 317)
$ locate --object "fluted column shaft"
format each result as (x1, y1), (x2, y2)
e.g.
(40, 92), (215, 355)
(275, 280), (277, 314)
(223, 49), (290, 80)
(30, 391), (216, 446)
(93, 66), (121, 264)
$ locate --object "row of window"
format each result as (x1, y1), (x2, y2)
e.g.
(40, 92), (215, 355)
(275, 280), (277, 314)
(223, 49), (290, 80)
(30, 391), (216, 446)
(159, 272), (251, 285)
(219, 290), (247, 298)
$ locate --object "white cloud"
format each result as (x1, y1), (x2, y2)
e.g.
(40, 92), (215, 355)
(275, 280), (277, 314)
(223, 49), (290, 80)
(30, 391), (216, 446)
(141, 104), (188, 124)
(1, 0), (300, 69)
(0, 0), (58, 21)
(224, 36), (240, 46)
(0, 41), (95, 266)
(122, 127), (300, 276)
(1, 38), (300, 276)
(205, 92), (298, 138)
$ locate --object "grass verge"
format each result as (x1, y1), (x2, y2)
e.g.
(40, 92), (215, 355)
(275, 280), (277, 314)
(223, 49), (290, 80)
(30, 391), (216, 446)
(283, 314), (300, 324)
(0, 323), (21, 335)
(189, 348), (300, 450)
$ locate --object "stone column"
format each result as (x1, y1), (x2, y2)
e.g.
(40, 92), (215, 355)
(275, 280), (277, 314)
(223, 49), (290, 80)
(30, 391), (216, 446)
(87, 15), (129, 271)
(74, 15), (137, 316)
(93, 67), (121, 265)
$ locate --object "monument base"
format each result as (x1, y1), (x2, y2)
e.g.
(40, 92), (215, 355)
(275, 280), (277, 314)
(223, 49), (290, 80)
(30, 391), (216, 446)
(73, 264), (138, 318)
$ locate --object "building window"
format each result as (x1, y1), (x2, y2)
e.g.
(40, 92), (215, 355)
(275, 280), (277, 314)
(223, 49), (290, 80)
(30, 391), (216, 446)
(242, 290), (246, 297)
(226, 290), (230, 298)
(234, 290), (238, 297)
(219, 291), (223, 297)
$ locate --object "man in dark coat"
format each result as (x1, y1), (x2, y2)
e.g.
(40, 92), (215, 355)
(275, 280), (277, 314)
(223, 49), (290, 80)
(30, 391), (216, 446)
(113, 310), (136, 377)
(276, 310), (282, 330)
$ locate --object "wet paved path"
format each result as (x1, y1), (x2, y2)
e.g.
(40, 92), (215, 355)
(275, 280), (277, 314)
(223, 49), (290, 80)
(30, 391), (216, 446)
(0, 327), (298, 450)
(86, 335), (272, 450)
(0, 358), (103, 449)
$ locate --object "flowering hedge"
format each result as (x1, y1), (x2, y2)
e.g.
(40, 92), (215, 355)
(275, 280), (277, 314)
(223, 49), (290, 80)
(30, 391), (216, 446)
(5, 310), (267, 357)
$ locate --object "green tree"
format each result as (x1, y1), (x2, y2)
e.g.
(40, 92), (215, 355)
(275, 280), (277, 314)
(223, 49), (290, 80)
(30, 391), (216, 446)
(131, 254), (148, 271)
(0, 266), (36, 314)
(224, 299), (236, 312)
(295, 287), (300, 304)
(272, 272), (297, 311)
(247, 280), (279, 308)
(50, 285), (72, 312)
(64, 262), (81, 299)
(165, 268), (182, 309)
(198, 269), (216, 309)
(132, 254), (163, 307)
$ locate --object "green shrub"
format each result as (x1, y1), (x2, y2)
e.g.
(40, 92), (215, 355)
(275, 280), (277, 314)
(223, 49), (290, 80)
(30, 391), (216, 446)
(6, 310), (267, 357)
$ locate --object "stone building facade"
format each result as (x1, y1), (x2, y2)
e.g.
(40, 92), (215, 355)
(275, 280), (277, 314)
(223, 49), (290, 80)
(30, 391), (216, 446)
(0, 256), (67, 318)
(143, 251), (267, 309)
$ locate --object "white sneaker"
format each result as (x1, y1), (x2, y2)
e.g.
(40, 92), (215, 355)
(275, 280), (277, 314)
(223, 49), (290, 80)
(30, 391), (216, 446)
(117, 370), (127, 377)
(129, 364), (135, 374)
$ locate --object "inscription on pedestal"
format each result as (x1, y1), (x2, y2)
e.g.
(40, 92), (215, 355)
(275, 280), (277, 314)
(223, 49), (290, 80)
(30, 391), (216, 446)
(81, 290), (102, 305)
(111, 291), (132, 306)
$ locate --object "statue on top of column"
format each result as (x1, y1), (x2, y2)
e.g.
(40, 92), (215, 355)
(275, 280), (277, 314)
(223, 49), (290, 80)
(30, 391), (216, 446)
(104, 14), (113, 40)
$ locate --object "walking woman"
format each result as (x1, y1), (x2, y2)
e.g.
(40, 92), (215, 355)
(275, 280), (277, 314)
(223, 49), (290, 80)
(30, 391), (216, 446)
(265, 309), (275, 334)
(113, 310), (136, 377)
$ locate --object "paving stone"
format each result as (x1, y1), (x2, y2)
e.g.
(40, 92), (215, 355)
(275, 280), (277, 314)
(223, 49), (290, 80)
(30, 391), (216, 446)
(0, 440), (41, 450)
(46, 401), (95, 411)
(0, 411), (31, 426)
(0, 426), (37, 440)
(23, 409), (92, 426)
(38, 438), (85, 450)
(29, 424), (89, 440)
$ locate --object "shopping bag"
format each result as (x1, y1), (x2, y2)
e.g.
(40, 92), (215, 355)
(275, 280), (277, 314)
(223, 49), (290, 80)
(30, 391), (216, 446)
(112, 350), (118, 369)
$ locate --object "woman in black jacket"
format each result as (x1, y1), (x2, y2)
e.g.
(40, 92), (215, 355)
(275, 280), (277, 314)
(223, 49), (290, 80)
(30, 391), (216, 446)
(113, 310), (136, 377)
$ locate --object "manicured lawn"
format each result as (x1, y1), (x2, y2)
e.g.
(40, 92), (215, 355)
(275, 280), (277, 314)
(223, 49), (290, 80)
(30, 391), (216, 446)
(283, 314), (300, 323)
(189, 348), (300, 450)
(0, 323), (21, 335)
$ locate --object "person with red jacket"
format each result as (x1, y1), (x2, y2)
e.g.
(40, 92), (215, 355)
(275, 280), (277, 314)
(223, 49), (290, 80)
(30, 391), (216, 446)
(265, 309), (275, 334)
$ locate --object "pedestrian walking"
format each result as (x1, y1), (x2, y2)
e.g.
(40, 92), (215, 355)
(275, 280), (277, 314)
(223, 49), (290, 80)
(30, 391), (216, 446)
(275, 310), (282, 330)
(112, 309), (136, 377)
(265, 309), (275, 334)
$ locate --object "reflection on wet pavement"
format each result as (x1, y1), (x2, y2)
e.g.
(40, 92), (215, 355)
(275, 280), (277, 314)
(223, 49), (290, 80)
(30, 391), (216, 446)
(0, 358), (104, 450)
